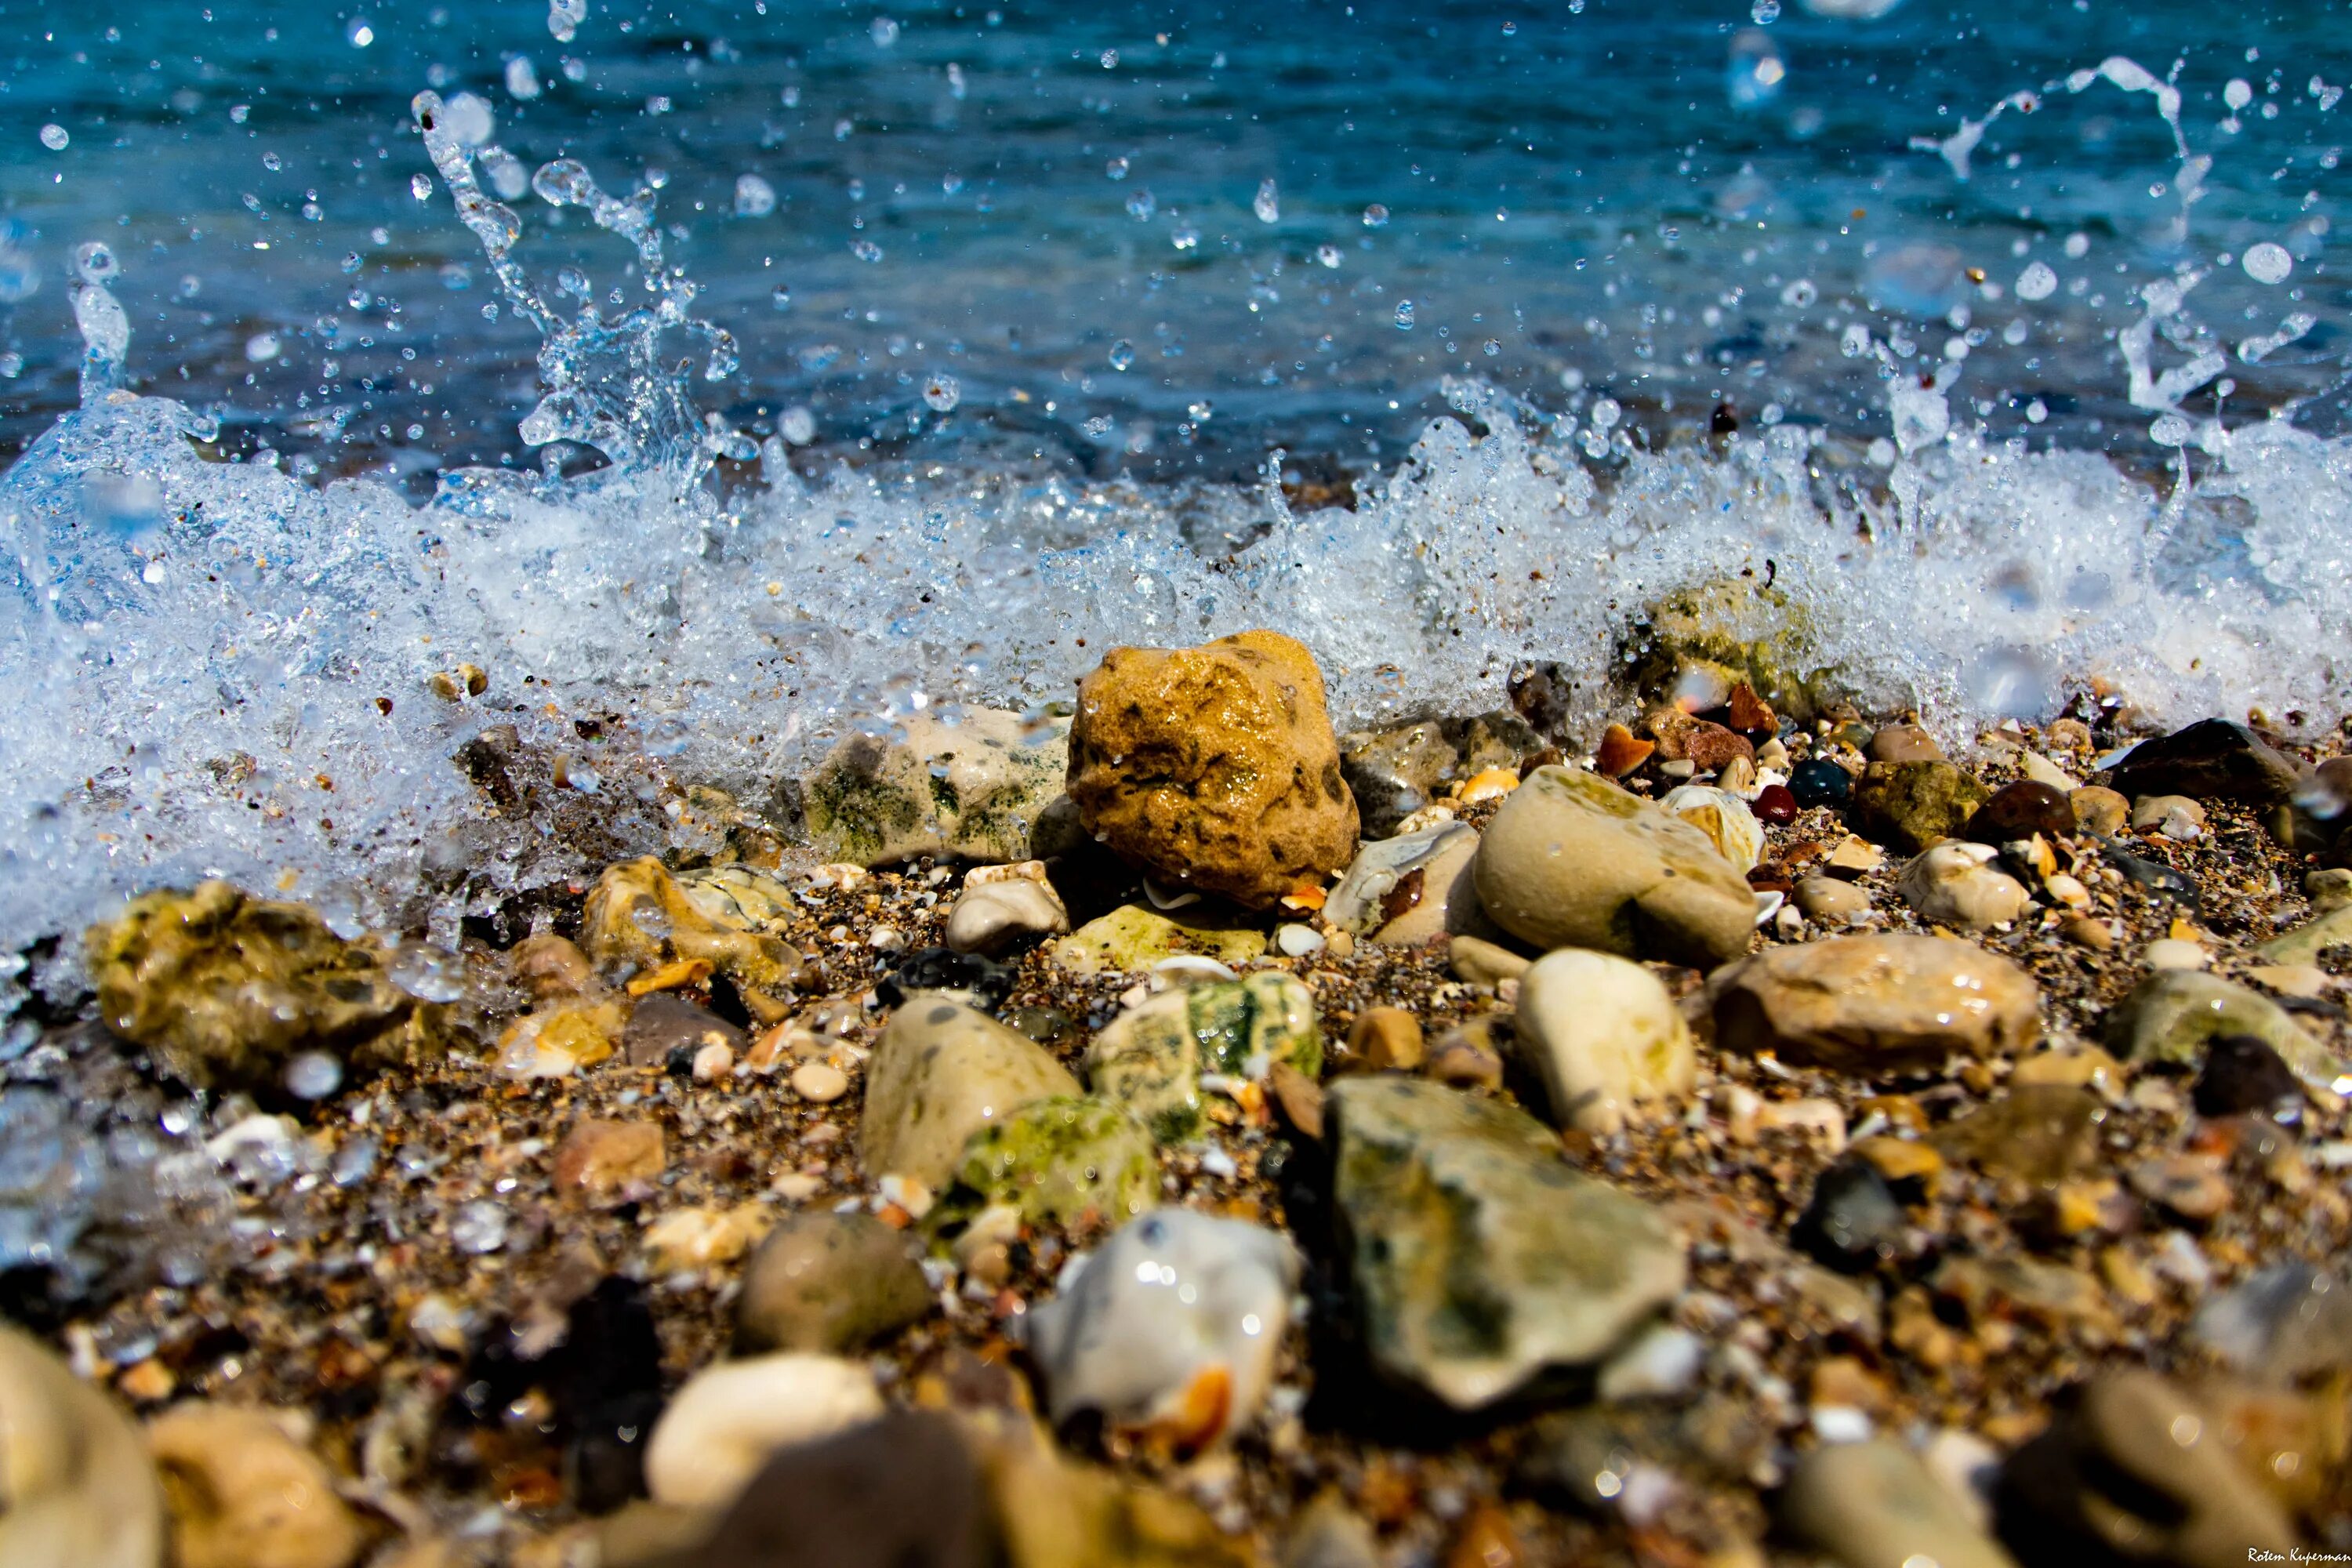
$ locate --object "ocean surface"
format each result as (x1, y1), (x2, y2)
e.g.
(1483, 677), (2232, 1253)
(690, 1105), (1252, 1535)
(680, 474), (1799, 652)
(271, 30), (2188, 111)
(0, 0), (2348, 971)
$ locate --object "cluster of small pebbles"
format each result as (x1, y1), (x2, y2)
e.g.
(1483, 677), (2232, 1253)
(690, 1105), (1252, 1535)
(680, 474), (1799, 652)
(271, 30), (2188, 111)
(9, 626), (2352, 1568)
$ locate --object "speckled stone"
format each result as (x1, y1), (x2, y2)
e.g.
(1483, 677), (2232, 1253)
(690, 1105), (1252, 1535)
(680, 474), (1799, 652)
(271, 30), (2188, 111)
(859, 996), (1081, 1188)
(1472, 765), (1755, 968)
(1327, 1076), (1686, 1408)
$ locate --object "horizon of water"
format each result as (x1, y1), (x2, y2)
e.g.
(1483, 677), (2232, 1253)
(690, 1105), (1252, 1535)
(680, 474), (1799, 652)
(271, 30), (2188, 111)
(1, 0), (2350, 987)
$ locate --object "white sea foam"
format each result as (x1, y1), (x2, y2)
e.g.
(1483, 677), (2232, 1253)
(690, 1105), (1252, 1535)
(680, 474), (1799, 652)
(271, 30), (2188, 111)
(2, 72), (2348, 976)
(5, 358), (2349, 976)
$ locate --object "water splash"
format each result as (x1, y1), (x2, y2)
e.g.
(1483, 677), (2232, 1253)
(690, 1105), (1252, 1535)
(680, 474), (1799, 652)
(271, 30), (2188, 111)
(412, 92), (750, 487)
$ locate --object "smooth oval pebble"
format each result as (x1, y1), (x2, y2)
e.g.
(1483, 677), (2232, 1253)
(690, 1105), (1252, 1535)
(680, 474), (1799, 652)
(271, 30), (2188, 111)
(791, 1060), (850, 1102)
(1513, 949), (1694, 1135)
(644, 1352), (884, 1508)
(147, 1402), (368, 1568)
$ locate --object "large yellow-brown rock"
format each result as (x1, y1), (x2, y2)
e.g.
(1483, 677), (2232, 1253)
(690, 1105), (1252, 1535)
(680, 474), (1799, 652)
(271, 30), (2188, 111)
(1066, 630), (1357, 909)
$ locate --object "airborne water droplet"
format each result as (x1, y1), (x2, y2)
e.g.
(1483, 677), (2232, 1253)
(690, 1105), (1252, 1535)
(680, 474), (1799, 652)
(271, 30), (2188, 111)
(38, 124), (68, 151)
(1108, 339), (1136, 371)
(1362, 203), (1389, 228)
(2244, 242), (2293, 285)
(735, 173), (778, 217)
(1394, 300), (1414, 329)
(923, 374), (960, 412)
(1253, 178), (1280, 224)
(2014, 260), (2058, 300)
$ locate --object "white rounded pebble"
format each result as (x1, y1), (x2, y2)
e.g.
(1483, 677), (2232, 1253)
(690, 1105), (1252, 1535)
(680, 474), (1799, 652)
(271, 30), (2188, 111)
(2141, 938), (2209, 971)
(1274, 923), (1327, 956)
(790, 1061), (850, 1102)
(1896, 841), (2029, 931)
(946, 876), (1069, 956)
(1025, 1209), (1300, 1450)
(691, 1042), (735, 1080)
(644, 1352), (883, 1507)
(1514, 949), (1695, 1136)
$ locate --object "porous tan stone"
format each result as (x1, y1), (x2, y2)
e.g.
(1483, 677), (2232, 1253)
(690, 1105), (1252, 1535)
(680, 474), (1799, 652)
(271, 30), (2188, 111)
(1066, 630), (1359, 910)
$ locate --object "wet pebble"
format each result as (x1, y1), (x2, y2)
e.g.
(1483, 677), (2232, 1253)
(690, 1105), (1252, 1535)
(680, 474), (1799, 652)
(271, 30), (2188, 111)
(2067, 784), (2129, 837)
(644, 1352), (884, 1508)
(1346, 1005), (1425, 1072)
(1865, 723), (1944, 763)
(734, 1211), (934, 1356)
(2132, 793), (2208, 840)
(147, 1403), (365, 1568)
(1896, 841), (2030, 931)
(552, 1118), (666, 1199)
(1794, 874), (1871, 926)
(1513, 949), (1695, 1134)
(1025, 1209), (1300, 1451)
(1474, 765), (1757, 967)
(1962, 779), (2074, 844)
(1708, 934), (2041, 1073)
(622, 993), (746, 1069)
(789, 1060), (849, 1102)
(944, 868), (1069, 957)
(1788, 757), (1853, 808)
(1791, 1156), (1907, 1273)
(860, 997), (1079, 1186)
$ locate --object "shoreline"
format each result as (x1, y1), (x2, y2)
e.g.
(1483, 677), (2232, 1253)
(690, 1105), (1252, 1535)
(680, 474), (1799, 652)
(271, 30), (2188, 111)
(7, 640), (2352, 1566)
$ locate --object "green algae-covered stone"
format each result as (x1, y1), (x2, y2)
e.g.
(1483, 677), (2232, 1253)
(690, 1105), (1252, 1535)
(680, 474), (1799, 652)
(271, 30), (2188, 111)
(1086, 973), (1322, 1141)
(936, 1096), (1156, 1232)
(1048, 904), (1269, 976)
(86, 880), (450, 1093)
(860, 996), (1080, 1188)
(1327, 1076), (1686, 1410)
(1852, 760), (1991, 855)
(1619, 577), (1836, 722)
(804, 709), (1067, 867)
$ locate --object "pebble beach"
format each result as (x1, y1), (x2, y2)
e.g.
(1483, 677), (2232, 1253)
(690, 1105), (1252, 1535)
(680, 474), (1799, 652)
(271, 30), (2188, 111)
(12, 613), (2352, 1568)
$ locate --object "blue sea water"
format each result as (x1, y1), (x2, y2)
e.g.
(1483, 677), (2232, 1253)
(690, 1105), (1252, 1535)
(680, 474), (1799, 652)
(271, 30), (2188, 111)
(1, 0), (2344, 477)
(0, 0), (2349, 961)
